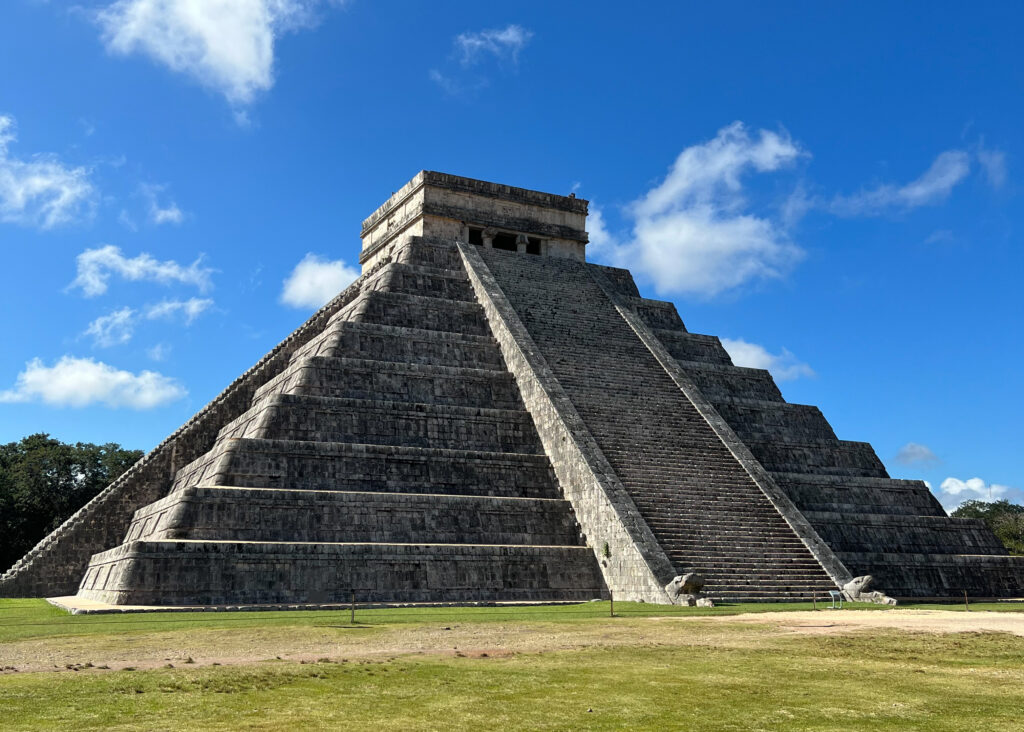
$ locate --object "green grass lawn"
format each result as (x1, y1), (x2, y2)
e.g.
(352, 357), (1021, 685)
(1, 598), (1023, 731)
(7, 596), (1018, 643)
(0, 597), (900, 642)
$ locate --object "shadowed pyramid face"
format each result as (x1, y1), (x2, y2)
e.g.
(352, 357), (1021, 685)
(358, 171), (591, 272)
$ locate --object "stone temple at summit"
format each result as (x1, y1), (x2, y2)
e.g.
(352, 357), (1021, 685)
(3, 171), (1022, 609)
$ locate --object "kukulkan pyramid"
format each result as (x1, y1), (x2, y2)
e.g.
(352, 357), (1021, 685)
(4, 172), (1022, 609)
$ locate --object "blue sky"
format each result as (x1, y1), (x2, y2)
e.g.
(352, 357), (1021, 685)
(0, 1), (1021, 511)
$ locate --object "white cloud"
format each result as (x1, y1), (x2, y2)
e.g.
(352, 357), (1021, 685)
(720, 337), (815, 382)
(593, 122), (805, 297)
(96, 0), (343, 107)
(977, 144), (1007, 190)
(0, 114), (96, 229)
(895, 442), (940, 466)
(145, 297), (213, 323)
(455, 24), (532, 66)
(831, 150), (971, 216)
(85, 307), (137, 347)
(585, 205), (614, 255)
(280, 253), (358, 308)
(70, 244), (213, 297)
(938, 476), (1014, 505)
(0, 356), (185, 408)
(141, 183), (184, 224)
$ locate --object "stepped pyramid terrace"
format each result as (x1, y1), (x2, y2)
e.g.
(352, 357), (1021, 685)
(4, 171), (1022, 610)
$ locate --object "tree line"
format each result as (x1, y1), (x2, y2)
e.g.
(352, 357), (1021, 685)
(0, 434), (142, 572)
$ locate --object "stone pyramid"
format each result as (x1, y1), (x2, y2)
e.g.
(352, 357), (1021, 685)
(3, 171), (1021, 608)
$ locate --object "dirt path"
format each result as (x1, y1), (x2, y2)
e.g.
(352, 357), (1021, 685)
(2, 609), (1021, 674)
(724, 609), (1024, 636)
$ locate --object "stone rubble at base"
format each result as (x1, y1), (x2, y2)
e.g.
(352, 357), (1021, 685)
(3, 171), (1022, 608)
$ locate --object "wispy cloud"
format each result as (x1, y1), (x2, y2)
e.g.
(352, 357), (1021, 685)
(721, 337), (815, 381)
(70, 245), (214, 297)
(96, 0), (344, 110)
(977, 142), (1007, 190)
(455, 24), (532, 66)
(0, 114), (96, 229)
(831, 150), (971, 216)
(83, 298), (212, 347)
(431, 23), (532, 95)
(85, 307), (137, 347)
(0, 356), (186, 408)
(141, 183), (184, 225)
(145, 297), (213, 323)
(895, 442), (940, 466)
(146, 343), (171, 362)
(591, 122), (805, 297)
(280, 253), (358, 309)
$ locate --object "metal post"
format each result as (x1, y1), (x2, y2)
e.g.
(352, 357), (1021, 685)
(963, 589), (970, 612)
(351, 590), (356, 625)
(609, 589), (614, 618)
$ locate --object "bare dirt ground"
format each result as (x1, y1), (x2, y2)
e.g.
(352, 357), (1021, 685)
(702, 609), (1024, 636)
(3, 608), (1022, 675)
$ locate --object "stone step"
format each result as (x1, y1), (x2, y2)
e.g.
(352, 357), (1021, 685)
(172, 439), (563, 499)
(292, 321), (505, 370)
(340, 290), (490, 336)
(670, 362), (785, 403)
(704, 591), (835, 602)
(696, 575), (837, 586)
(651, 329), (733, 366)
(77, 540), (607, 606)
(745, 439), (888, 478)
(717, 402), (838, 444)
(394, 236), (464, 270)
(218, 394), (544, 453)
(627, 297), (685, 330)
(642, 517), (797, 532)
(251, 356), (521, 412)
(771, 473), (946, 518)
(804, 511), (1006, 555)
(360, 260), (475, 302)
(126, 486), (583, 546)
(670, 558), (827, 570)
(670, 559), (827, 571)
(660, 536), (811, 547)
(834, 551), (1024, 598)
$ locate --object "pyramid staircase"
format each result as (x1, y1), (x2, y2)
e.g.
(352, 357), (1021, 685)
(75, 238), (605, 606)
(479, 248), (838, 602)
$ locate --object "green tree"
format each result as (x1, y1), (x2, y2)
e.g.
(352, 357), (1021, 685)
(951, 499), (1024, 555)
(0, 434), (142, 571)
